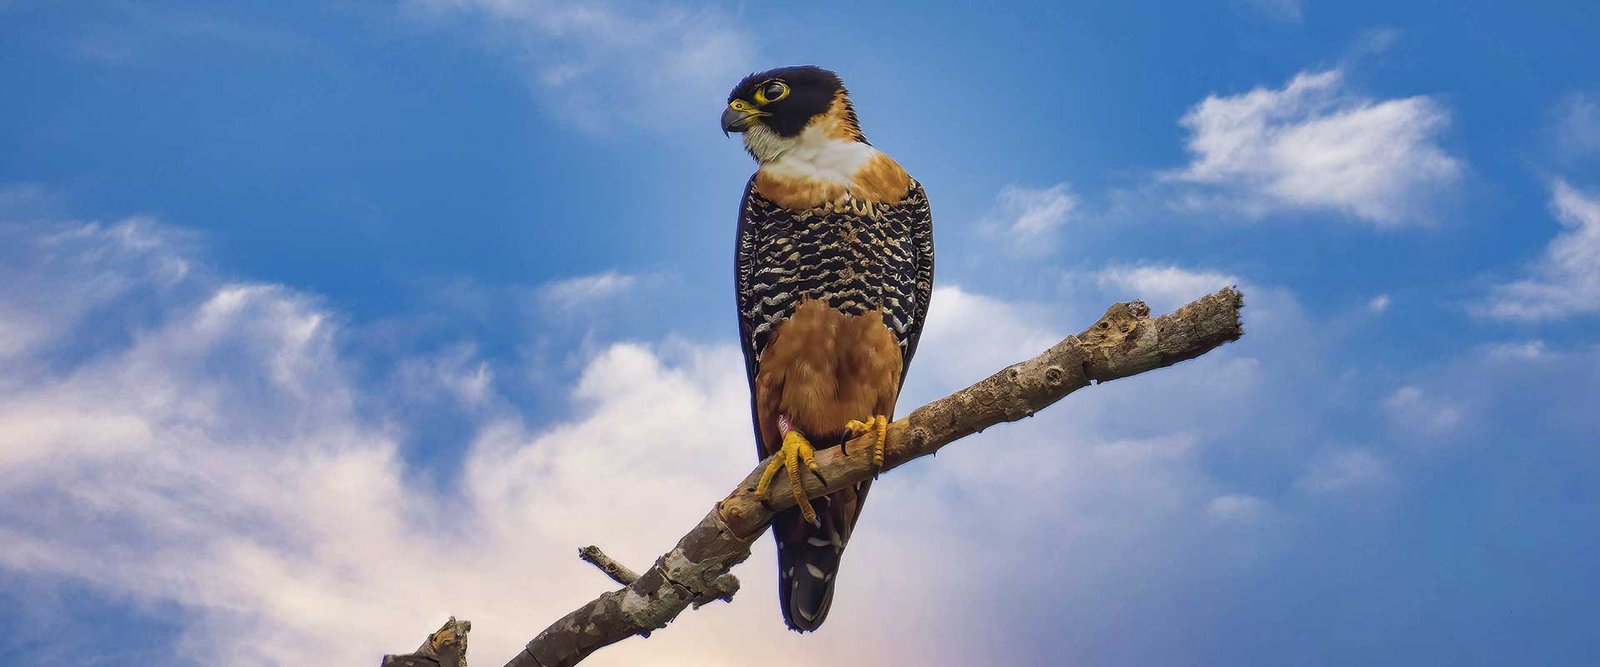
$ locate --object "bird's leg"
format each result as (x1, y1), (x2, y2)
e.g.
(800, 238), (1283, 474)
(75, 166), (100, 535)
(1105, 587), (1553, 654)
(845, 415), (889, 478)
(755, 415), (827, 525)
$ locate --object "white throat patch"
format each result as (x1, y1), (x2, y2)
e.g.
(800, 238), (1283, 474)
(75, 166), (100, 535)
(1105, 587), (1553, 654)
(744, 120), (879, 186)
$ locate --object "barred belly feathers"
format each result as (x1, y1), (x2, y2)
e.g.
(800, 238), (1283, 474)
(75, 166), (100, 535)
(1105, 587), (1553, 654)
(723, 66), (935, 632)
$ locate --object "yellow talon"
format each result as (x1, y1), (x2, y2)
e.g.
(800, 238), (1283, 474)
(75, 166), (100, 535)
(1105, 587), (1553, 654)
(845, 415), (889, 477)
(754, 430), (826, 525)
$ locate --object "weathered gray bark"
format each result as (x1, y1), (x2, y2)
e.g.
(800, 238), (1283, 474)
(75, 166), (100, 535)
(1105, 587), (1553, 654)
(382, 617), (470, 667)
(385, 288), (1245, 667)
(577, 545), (640, 587)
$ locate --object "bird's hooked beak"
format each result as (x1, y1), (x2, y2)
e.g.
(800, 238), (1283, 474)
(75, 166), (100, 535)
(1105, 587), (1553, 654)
(721, 99), (765, 136)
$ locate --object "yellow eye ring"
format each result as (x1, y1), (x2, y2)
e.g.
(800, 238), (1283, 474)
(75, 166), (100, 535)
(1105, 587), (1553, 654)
(753, 80), (789, 105)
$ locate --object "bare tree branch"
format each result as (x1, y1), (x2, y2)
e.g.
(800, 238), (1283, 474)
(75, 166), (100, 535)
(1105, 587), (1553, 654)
(385, 288), (1245, 667)
(578, 545), (640, 586)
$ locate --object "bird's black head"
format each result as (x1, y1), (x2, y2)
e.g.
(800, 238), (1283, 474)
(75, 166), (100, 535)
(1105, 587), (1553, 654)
(721, 66), (853, 139)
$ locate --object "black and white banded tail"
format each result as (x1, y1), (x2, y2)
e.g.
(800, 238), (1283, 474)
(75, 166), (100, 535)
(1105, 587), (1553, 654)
(775, 495), (854, 631)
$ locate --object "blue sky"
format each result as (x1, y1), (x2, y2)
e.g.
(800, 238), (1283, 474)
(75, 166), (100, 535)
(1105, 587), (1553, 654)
(2, 1), (1597, 665)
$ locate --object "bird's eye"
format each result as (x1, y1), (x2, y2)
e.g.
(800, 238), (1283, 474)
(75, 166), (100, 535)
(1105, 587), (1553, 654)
(755, 81), (789, 105)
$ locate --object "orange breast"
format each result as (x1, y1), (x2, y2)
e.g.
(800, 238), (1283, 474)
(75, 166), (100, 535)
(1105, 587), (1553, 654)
(753, 299), (904, 455)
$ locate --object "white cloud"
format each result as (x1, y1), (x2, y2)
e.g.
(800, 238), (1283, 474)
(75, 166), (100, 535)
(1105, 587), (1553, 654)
(1207, 494), (1270, 522)
(0, 182), (58, 213)
(1168, 69), (1461, 226)
(1480, 339), (1548, 361)
(65, 5), (307, 67)
(1476, 179), (1600, 321)
(903, 285), (1065, 402)
(1368, 294), (1391, 312)
(1295, 449), (1393, 495)
(980, 183), (1077, 256)
(1349, 27), (1403, 56)
(537, 270), (638, 310)
(0, 215), (1301, 665)
(1383, 385), (1465, 439)
(1236, 0), (1304, 23)
(1389, 340), (1600, 453)
(1555, 91), (1600, 159)
(0, 217), (791, 666)
(409, 1), (756, 132)
(1095, 264), (1239, 314)
(0, 218), (196, 362)
(391, 343), (498, 408)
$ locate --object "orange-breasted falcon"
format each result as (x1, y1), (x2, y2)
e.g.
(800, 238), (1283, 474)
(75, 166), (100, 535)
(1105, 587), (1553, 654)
(722, 65), (934, 632)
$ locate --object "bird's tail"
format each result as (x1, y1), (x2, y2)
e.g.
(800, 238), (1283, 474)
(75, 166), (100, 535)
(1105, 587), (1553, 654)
(774, 484), (866, 632)
(775, 503), (844, 632)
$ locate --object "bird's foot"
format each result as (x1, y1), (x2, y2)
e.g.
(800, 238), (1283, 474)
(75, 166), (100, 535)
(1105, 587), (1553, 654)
(845, 415), (889, 478)
(755, 430), (827, 525)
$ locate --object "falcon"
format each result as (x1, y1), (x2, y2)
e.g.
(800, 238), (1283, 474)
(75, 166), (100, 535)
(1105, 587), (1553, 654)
(721, 65), (934, 632)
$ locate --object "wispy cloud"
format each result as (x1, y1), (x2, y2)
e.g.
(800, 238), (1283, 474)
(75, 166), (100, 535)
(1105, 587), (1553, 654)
(1554, 91), (1600, 160)
(537, 270), (638, 310)
(1475, 179), (1600, 321)
(67, 5), (309, 66)
(979, 183), (1077, 256)
(0, 218), (196, 361)
(1480, 339), (1549, 361)
(1295, 449), (1393, 495)
(409, 0), (757, 132)
(1207, 493), (1271, 522)
(905, 285), (1065, 398)
(1376, 339), (1600, 469)
(1235, 0), (1304, 23)
(1095, 264), (1239, 314)
(1166, 69), (1461, 226)
(1383, 385), (1465, 440)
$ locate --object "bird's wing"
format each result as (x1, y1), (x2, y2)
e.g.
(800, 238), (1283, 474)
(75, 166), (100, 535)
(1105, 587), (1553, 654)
(896, 181), (935, 385)
(733, 175), (767, 460)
